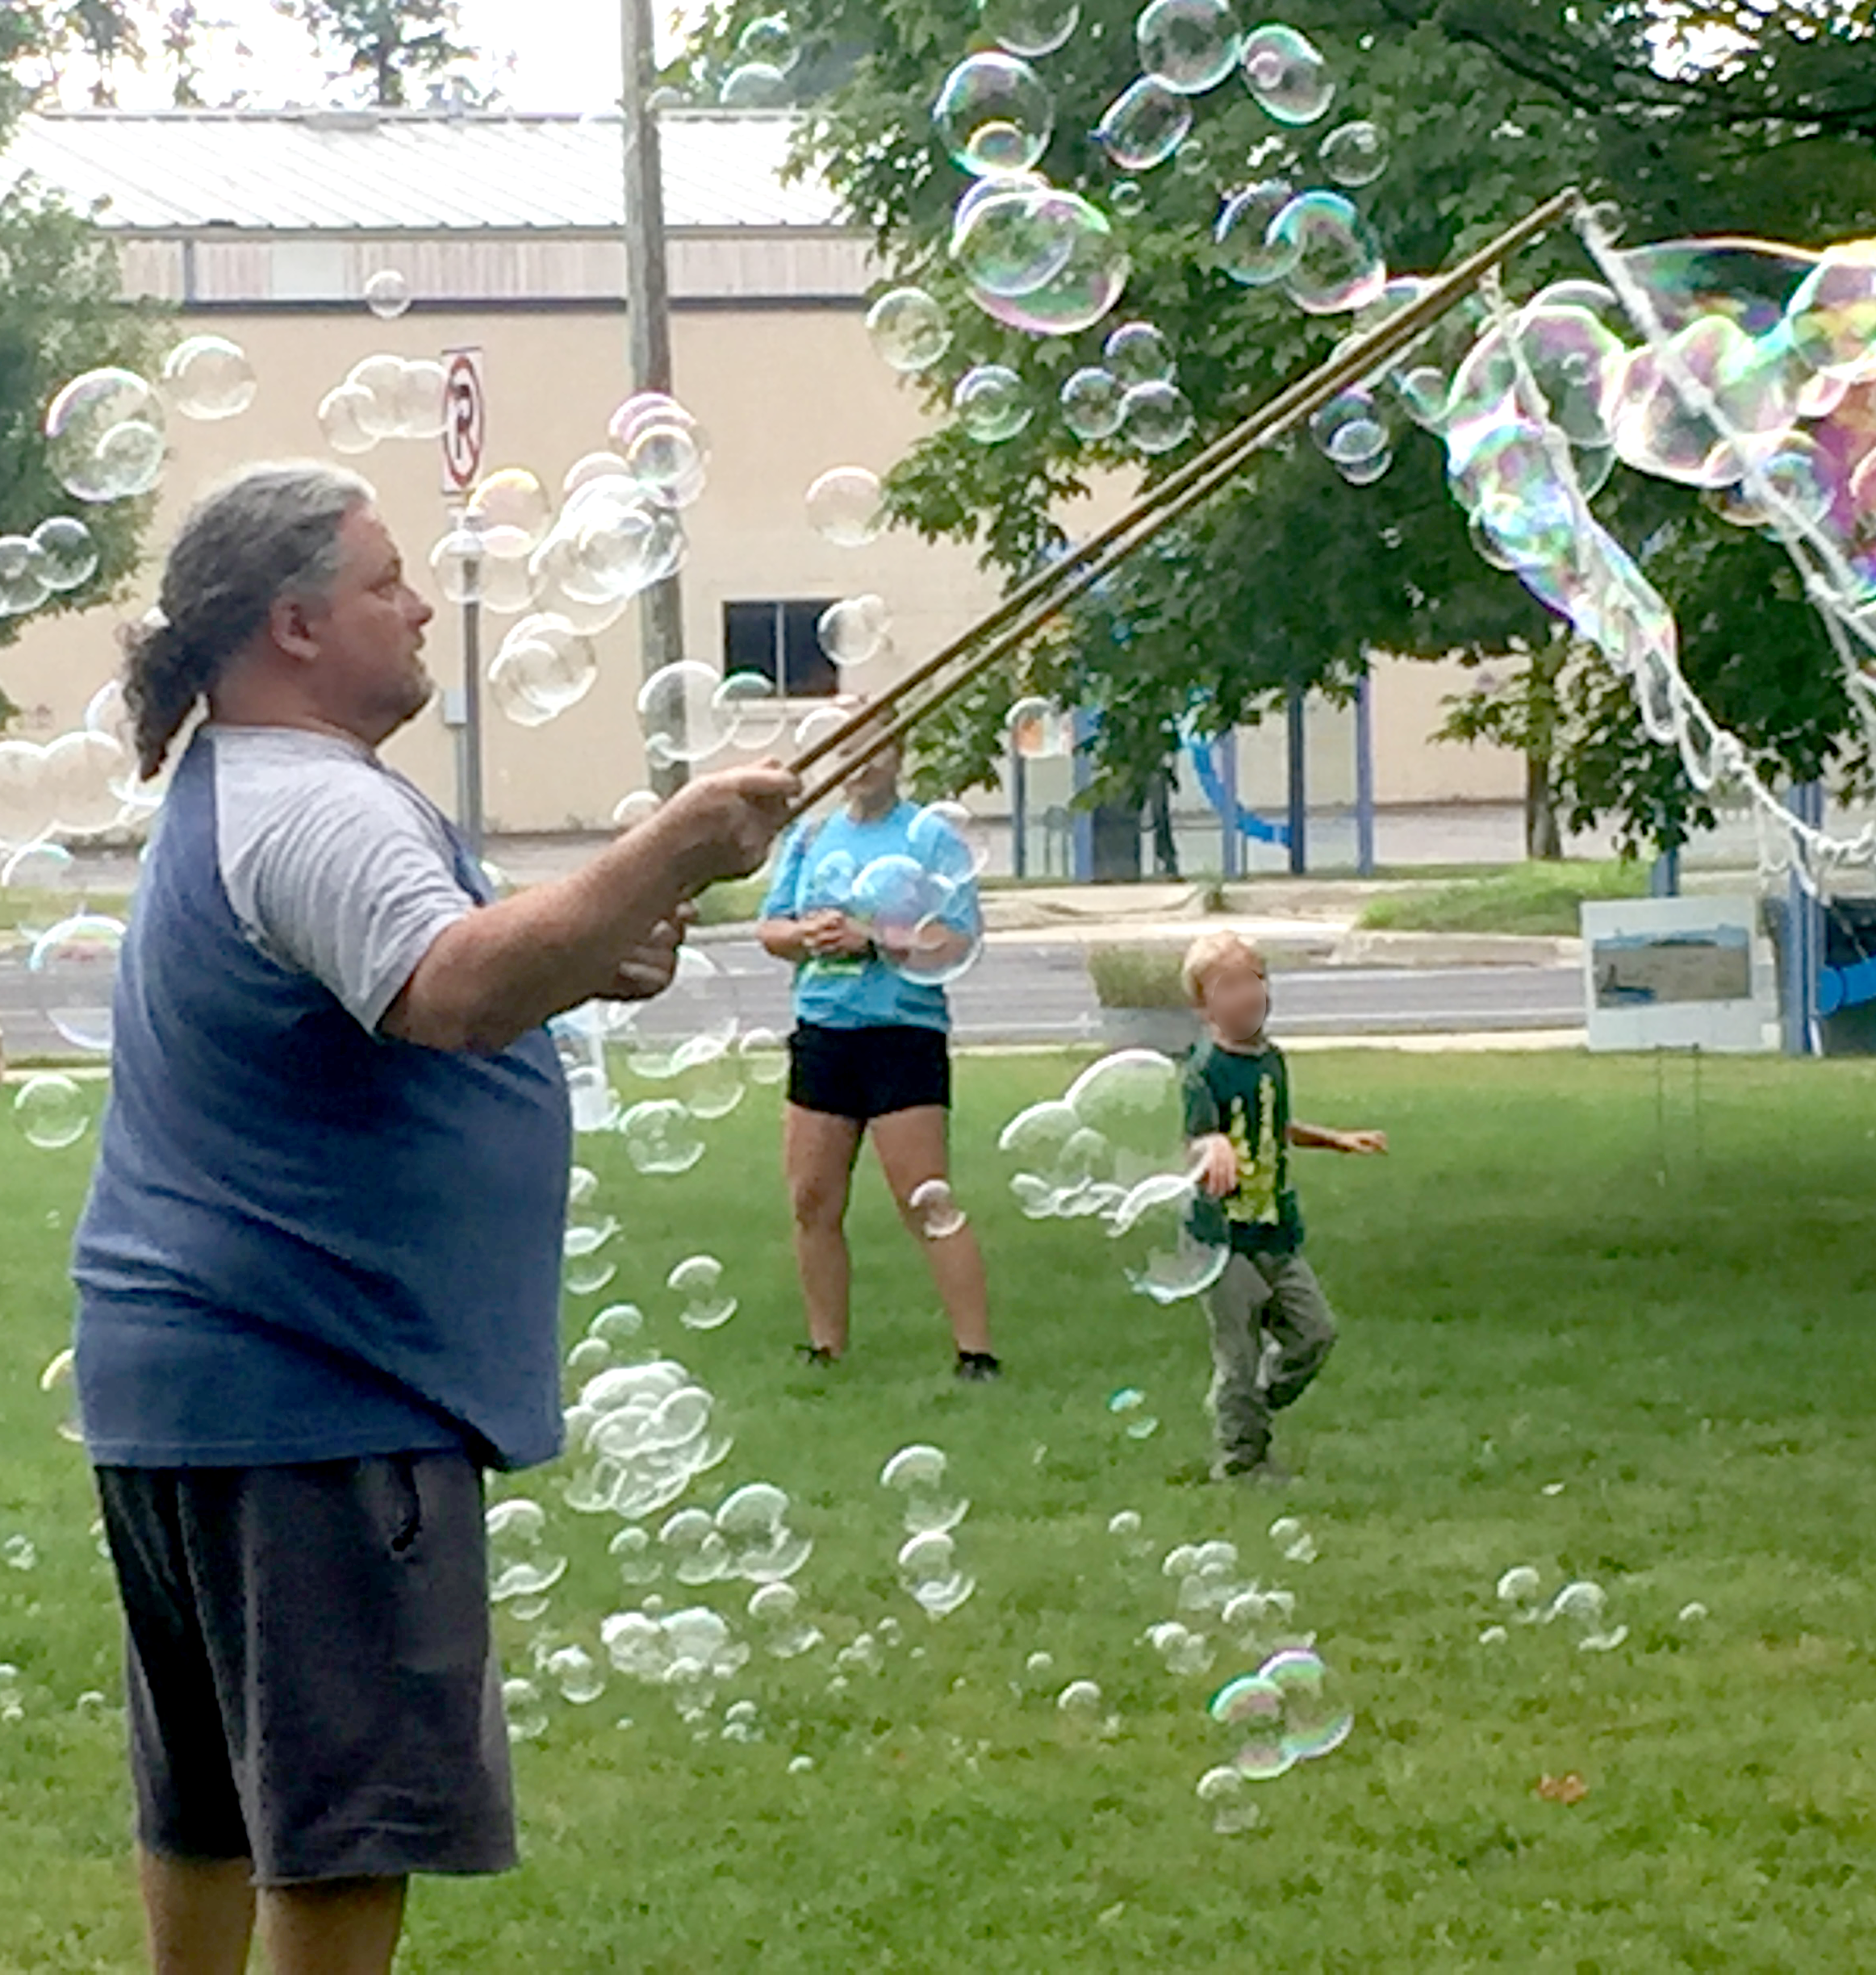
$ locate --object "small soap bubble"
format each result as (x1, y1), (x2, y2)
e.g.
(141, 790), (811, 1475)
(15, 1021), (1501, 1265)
(932, 52), (1055, 177)
(1060, 366), (1126, 441)
(1103, 320), (1175, 388)
(1319, 119), (1387, 188)
(1136, 0), (1242, 94)
(544, 1643), (607, 1705)
(736, 14), (797, 69)
(908, 1178), (968, 1240)
(1241, 22), (1335, 125)
(15, 1072), (87, 1151)
(668, 1255), (737, 1331)
(1197, 1763), (1263, 1835)
(817, 594), (892, 667)
(719, 61), (788, 107)
(980, 0), (1080, 58)
(865, 287), (952, 373)
(365, 268), (412, 319)
(805, 466), (886, 548)
(161, 335), (257, 420)
(44, 369), (166, 503)
(1094, 75), (1192, 173)
(1122, 380), (1195, 455)
(29, 516), (100, 593)
(1107, 1387), (1159, 1439)
(501, 1676), (549, 1741)
(736, 1028), (789, 1086)
(954, 365), (1033, 444)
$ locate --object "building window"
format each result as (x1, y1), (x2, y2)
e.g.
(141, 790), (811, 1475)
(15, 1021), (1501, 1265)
(723, 600), (838, 697)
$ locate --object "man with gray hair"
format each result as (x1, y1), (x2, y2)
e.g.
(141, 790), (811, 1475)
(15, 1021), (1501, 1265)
(70, 463), (795, 1974)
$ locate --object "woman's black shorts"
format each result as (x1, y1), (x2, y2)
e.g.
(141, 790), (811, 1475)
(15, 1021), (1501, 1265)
(788, 1022), (951, 1122)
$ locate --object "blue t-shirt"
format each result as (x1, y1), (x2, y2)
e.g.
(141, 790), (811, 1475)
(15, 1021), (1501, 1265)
(71, 728), (570, 1470)
(759, 803), (977, 1033)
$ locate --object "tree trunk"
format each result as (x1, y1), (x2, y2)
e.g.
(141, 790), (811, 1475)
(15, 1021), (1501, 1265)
(1149, 772), (1180, 879)
(1526, 750), (1564, 860)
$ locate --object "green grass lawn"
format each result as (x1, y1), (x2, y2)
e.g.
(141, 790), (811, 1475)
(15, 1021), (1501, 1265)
(1356, 860), (1651, 937)
(4, 1051), (1876, 1973)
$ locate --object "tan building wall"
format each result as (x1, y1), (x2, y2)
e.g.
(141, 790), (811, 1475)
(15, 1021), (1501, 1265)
(1370, 655), (1524, 806)
(3, 302), (1523, 830)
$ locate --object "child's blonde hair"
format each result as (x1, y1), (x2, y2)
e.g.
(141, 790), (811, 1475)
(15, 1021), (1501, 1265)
(1181, 929), (1268, 1007)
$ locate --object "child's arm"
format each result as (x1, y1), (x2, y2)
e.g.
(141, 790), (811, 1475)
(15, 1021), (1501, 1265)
(1182, 1058), (1238, 1198)
(1191, 1132), (1239, 1197)
(1289, 1121), (1388, 1155)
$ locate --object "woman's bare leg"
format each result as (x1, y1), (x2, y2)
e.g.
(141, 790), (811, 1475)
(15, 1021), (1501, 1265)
(870, 1105), (994, 1358)
(783, 1104), (863, 1355)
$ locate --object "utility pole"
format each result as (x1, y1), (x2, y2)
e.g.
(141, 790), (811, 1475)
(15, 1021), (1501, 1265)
(620, 0), (687, 792)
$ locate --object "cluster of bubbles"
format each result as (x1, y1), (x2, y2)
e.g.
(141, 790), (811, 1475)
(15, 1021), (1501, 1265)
(2, 341), (264, 1064)
(1055, 319), (1193, 453)
(428, 402), (696, 687)
(1140, 1522), (1350, 1828)
(855, 10), (1389, 461)
(1, 745), (126, 1122)
(0, 518), (102, 621)
(799, 467), (910, 679)
(1317, 218), (1876, 877)
(38, 332), (258, 519)
(998, 1048), (1227, 1304)
(717, 13), (800, 110)
(853, 0), (1874, 867)
(540, 960), (791, 1183)
(1009, 1510), (1349, 1833)
(555, 1355), (733, 1526)
(1199, 1647), (1350, 1828)
(317, 353), (449, 455)
(486, 1348), (988, 1747)
(1482, 1564), (1628, 1652)
(880, 1444), (976, 1618)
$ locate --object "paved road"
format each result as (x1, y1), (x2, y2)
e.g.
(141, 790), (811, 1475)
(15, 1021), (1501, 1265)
(0, 936), (1585, 1061)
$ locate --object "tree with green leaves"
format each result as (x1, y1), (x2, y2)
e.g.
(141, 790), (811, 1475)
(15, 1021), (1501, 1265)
(684, 0), (1876, 858)
(0, 50), (164, 726)
(274, 0), (474, 109)
(2, 2), (144, 110)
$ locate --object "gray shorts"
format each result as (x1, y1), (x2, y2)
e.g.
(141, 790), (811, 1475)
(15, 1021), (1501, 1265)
(96, 1452), (516, 1886)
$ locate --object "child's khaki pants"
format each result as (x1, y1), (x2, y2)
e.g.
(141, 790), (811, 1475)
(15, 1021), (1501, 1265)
(1205, 1250), (1337, 1465)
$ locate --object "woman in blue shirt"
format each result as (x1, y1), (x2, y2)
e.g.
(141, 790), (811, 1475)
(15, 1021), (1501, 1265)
(758, 740), (999, 1378)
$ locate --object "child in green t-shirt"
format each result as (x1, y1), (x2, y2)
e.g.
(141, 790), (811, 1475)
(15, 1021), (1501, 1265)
(1180, 931), (1387, 1484)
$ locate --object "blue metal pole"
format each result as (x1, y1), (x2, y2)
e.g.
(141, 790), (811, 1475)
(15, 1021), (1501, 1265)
(1285, 684), (1307, 877)
(1218, 730), (1241, 881)
(1070, 707), (1094, 883)
(1354, 670), (1376, 878)
(1782, 782), (1824, 1057)
(1010, 744), (1027, 881)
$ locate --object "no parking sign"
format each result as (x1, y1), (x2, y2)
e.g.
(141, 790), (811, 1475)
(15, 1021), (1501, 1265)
(441, 346), (485, 498)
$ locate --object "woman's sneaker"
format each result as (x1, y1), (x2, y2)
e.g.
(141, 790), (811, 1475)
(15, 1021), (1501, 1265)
(955, 1351), (1002, 1381)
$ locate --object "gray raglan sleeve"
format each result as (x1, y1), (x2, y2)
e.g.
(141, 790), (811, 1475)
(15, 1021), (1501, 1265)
(222, 766), (477, 1033)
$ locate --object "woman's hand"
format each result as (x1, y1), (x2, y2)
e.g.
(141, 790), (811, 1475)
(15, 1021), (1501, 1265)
(803, 911), (874, 959)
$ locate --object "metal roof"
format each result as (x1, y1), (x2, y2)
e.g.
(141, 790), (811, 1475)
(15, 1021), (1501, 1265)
(0, 109), (850, 234)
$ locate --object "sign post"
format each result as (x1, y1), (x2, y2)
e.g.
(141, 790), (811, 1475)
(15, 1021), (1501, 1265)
(441, 346), (487, 855)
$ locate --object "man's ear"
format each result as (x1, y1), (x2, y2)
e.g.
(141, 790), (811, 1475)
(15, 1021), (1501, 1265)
(268, 591), (320, 664)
